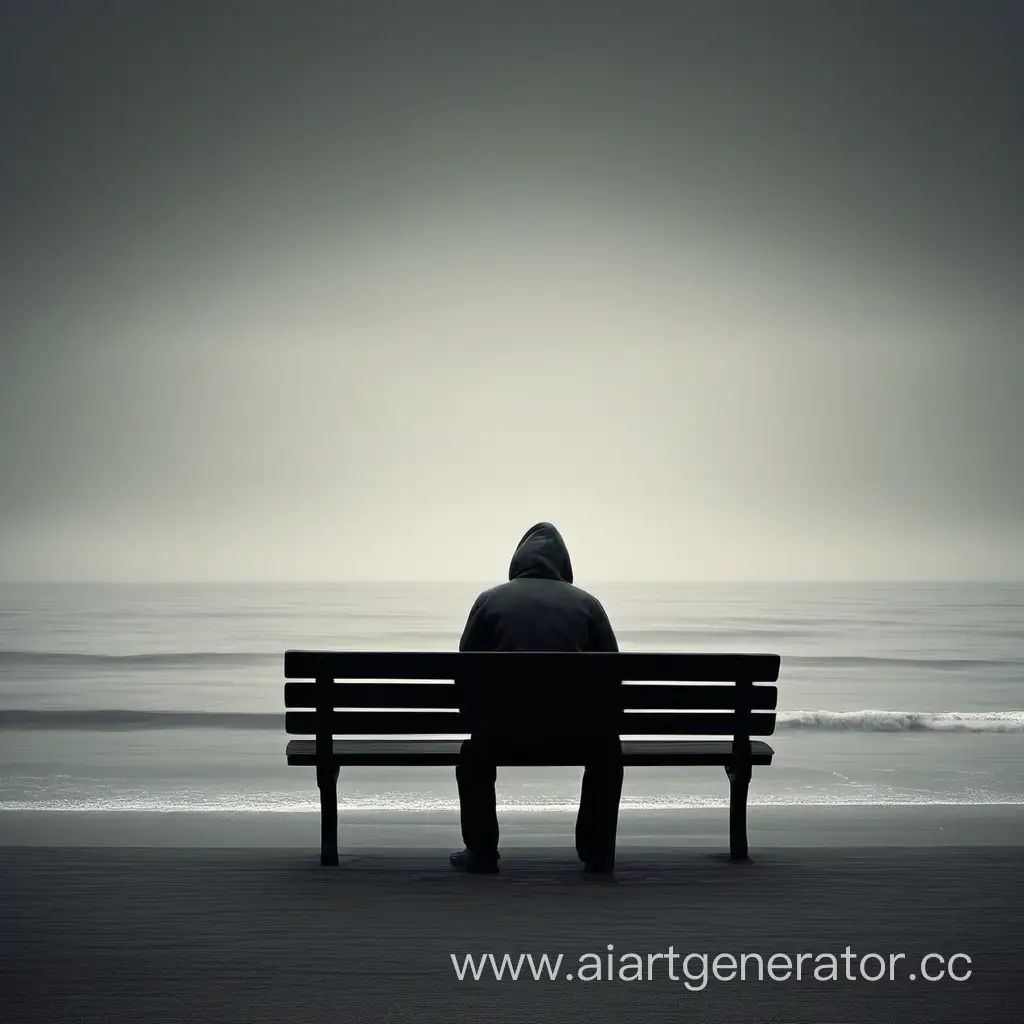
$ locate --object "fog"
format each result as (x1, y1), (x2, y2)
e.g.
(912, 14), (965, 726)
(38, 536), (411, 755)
(2, 2), (1020, 581)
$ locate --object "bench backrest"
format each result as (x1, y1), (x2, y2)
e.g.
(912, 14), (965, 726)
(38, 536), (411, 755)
(284, 651), (780, 738)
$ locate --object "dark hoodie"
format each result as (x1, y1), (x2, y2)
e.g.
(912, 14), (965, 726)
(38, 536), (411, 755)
(459, 522), (618, 654)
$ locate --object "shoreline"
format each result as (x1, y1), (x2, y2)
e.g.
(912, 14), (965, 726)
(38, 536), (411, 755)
(4, 802), (1024, 848)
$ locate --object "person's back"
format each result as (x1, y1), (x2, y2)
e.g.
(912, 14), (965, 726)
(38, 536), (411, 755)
(459, 522), (617, 654)
(451, 522), (624, 874)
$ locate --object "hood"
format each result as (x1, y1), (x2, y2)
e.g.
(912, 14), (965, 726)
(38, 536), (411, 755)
(508, 522), (574, 584)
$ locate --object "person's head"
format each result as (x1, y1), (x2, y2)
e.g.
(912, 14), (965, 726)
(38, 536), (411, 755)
(508, 522), (573, 584)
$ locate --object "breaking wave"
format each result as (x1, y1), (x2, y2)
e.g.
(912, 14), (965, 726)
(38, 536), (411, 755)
(0, 650), (278, 670)
(0, 709), (282, 730)
(1, 708), (1022, 733)
(777, 710), (1024, 732)
(783, 655), (1019, 670)
(1, 650), (1020, 673)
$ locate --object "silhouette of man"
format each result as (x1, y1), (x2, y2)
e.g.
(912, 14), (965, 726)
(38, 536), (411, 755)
(451, 522), (623, 874)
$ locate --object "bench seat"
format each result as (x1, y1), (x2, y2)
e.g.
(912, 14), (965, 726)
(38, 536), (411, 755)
(286, 738), (775, 767)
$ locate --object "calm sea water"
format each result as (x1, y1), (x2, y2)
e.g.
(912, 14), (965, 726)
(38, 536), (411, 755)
(0, 582), (1021, 811)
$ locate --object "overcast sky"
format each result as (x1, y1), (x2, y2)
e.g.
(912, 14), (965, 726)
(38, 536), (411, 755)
(1, 1), (1021, 582)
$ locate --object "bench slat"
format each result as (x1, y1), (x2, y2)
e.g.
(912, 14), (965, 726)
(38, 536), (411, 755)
(284, 710), (776, 736)
(286, 738), (775, 766)
(285, 650), (780, 682)
(284, 681), (778, 711)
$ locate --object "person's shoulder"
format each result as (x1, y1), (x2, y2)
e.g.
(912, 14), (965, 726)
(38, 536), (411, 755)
(574, 585), (612, 616)
(469, 583), (503, 606)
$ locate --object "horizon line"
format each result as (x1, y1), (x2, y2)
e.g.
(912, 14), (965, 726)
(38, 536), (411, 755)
(0, 579), (1020, 586)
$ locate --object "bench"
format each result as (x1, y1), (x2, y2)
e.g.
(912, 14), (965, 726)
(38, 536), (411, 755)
(284, 651), (781, 865)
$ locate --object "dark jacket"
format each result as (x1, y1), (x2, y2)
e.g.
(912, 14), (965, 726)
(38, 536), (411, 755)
(458, 523), (619, 737)
(459, 522), (618, 654)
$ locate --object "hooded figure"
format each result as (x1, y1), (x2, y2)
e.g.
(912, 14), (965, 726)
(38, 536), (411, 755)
(458, 522), (618, 653)
(452, 522), (623, 875)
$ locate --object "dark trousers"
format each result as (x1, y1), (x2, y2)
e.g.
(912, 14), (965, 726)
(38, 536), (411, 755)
(456, 735), (624, 865)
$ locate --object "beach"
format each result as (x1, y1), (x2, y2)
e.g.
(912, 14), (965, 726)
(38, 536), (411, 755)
(3, 805), (1024, 1023)
(4, 0), (1023, 1013)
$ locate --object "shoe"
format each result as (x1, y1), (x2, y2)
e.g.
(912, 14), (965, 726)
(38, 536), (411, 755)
(582, 856), (615, 875)
(449, 848), (499, 874)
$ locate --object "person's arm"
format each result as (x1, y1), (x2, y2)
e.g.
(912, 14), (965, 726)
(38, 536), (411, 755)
(587, 595), (619, 652)
(459, 592), (494, 651)
(587, 595), (621, 735)
(457, 592), (494, 728)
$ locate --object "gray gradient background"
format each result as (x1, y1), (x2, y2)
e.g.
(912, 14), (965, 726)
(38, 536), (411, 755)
(2, 1), (1021, 582)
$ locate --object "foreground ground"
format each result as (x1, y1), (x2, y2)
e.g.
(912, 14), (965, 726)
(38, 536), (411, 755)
(2, 807), (1023, 1023)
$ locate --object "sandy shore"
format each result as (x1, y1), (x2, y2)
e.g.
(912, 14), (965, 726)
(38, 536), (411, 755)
(3, 802), (1024, 848)
(3, 807), (1023, 1023)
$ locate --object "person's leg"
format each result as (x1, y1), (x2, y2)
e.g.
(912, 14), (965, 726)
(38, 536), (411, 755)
(454, 735), (500, 867)
(576, 736), (624, 870)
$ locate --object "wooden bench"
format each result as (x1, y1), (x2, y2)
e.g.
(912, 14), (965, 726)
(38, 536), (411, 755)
(284, 651), (781, 865)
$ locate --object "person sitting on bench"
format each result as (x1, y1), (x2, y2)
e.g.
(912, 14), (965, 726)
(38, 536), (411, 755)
(451, 521), (623, 874)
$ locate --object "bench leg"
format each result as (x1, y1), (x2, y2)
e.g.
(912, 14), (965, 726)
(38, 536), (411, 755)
(725, 764), (752, 862)
(317, 764), (340, 866)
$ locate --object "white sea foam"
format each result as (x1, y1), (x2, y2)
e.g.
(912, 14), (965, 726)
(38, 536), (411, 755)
(3, 793), (1024, 813)
(777, 710), (1024, 732)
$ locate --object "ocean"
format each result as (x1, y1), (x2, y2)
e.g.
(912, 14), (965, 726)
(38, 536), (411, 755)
(0, 582), (1021, 813)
